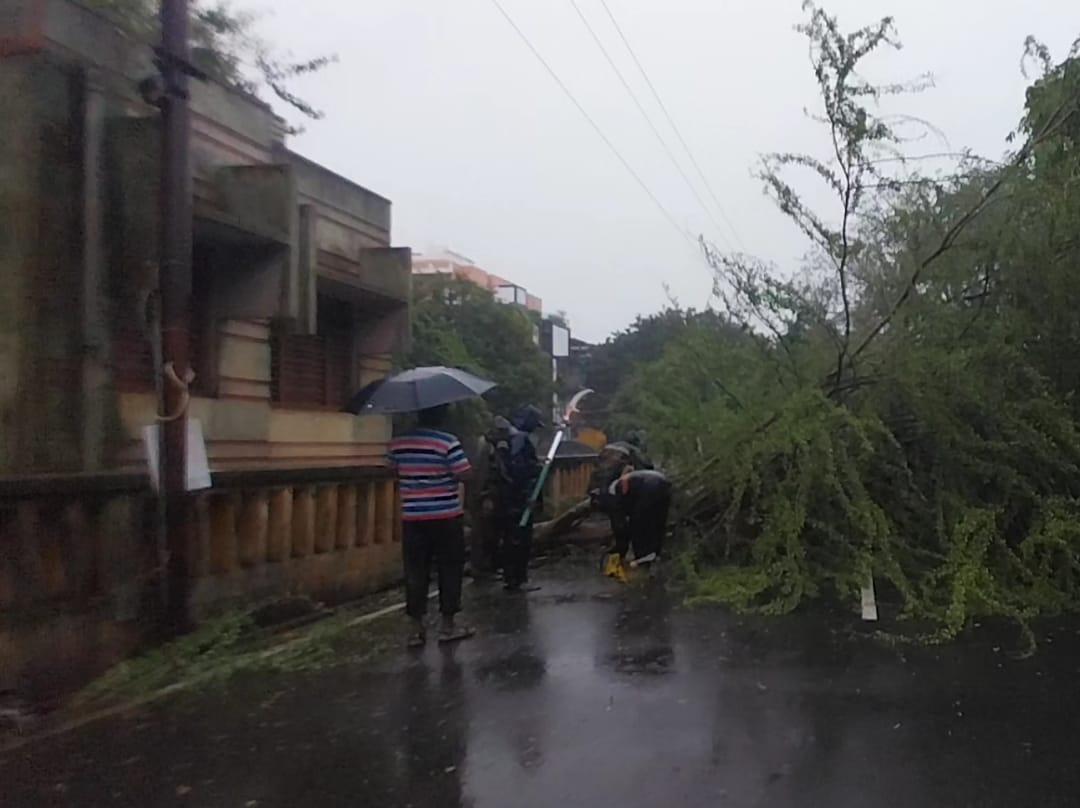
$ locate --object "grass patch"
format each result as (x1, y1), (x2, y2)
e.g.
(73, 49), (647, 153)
(72, 599), (404, 711)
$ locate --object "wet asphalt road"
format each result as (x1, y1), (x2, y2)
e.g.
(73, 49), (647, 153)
(3, 558), (1080, 807)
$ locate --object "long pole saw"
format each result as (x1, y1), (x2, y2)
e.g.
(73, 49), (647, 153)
(518, 388), (593, 529)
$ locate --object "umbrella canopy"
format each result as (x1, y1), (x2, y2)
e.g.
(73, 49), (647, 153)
(345, 366), (496, 414)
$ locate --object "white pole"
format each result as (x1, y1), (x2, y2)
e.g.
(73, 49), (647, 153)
(552, 355), (559, 427)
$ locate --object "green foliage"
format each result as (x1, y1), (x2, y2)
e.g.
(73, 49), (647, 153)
(74, 603), (402, 708)
(612, 6), (1080, 652)
(405, 277), (553, 440)
(585, 307), (740, 435)
(669, 337), (1080, 652)
(84, 0), (334, 121)
(607, 315), (762, 456)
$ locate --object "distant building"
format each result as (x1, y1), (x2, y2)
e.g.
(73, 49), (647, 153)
(560, 337), (593, 407)
(569, 337), (594, 362)
(412, 246), (542, 314)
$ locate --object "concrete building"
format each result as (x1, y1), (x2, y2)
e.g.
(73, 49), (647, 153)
(412, 246), (542, 314)
(0, 0), (411, 696)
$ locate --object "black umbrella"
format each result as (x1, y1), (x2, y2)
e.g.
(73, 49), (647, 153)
(344, 366), (496, 414)
(342, 378), (385, 414)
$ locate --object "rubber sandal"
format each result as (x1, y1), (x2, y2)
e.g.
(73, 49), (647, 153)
(437, 625), (476, 644)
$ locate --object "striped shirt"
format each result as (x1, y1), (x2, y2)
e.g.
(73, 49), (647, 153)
(387, 428), (472, 522)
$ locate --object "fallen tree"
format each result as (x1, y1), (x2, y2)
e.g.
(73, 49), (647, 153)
(610, 5), (1080, 651)
(534, 497), (594, 543)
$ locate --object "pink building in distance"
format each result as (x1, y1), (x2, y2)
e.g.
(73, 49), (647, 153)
(412, 247), (542, 314)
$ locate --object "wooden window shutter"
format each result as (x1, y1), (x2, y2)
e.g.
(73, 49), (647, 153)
(273, 334), (326, 408)
(271, 296), (354, 409)
(323, 324), (351, 409)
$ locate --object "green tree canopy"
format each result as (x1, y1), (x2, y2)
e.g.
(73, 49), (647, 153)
(582, 307), (742, 436)
(610, 5), (1080, 652)
(406, 277), (553, 426)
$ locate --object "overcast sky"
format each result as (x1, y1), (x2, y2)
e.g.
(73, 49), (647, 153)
(251, 1), (1078, 343)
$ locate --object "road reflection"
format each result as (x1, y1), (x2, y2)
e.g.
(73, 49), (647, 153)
(396, 650), (468, 808)
(597, 583), (675, 676)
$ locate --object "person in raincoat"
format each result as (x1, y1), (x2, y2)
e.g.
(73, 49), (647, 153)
(593, 460), (672, 578)
(476, 415), (515, 578)
(494, 405), (543, 592)
(607, 468), (672, 567)
(590, 438), (654, 568)
(624, 430), (653, 470)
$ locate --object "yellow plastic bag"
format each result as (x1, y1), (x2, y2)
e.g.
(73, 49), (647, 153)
(603, 553), (630, 583)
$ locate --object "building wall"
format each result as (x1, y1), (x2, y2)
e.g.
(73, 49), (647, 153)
(0, 470), (403, 700)
(0, 51), (106, 475)
(0, 0), (413, 695)
(0, 2), (409, 468)
(114, 385), (392, 472)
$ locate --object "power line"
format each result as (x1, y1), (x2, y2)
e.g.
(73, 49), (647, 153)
(598, 0), (746, 251)
(568, 0), (735, 251)
(488, 0), (696, 248)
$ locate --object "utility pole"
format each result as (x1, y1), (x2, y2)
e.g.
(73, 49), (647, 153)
(158, 0), (193, 632)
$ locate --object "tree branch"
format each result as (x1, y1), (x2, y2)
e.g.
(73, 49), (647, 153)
(850, 99), (1078, 362)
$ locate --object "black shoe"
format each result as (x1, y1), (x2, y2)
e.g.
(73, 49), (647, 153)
(504, 582), (541, 593)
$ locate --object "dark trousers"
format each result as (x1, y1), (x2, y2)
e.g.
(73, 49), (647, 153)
(502, 515), (533, 587)
(476, 503), (511, 575)
(611, 511), (632, 557)
(622, 488), (669, 557)
(403, 517), (465, 619)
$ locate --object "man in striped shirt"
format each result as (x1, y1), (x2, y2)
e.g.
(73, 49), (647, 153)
(387, 404), (474, 647)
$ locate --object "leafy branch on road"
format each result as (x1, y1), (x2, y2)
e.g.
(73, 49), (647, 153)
(599, 5), (1080, 653)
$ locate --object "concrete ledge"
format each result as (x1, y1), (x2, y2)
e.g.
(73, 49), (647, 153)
(286, 148), (390, 236)
(0, 471), (145, 498)
(195, 164), (294, 245)
(212, 465), (392, 488)
(0, 465), (393, 500)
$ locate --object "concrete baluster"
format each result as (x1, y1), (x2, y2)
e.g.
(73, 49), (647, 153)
(63, 500), (95, 601)
(239, 491), (268, 568)
(374, 480), (394, 544)
(337, 485), (357, 549)
(357, 481), (375, 547)
(267, 488), (292, 562)
(314, 485), (338, 553)
(0, 505), (15, 608)
(38, 502), (68, 598)
(188, 493), (212, 578)
(97, 496), (139, 618)
(209, 493), (240, 574)
(292, 486), (315, 558)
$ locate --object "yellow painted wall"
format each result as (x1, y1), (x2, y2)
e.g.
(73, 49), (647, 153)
(118, 392), (391, 471)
